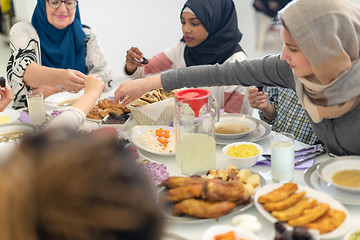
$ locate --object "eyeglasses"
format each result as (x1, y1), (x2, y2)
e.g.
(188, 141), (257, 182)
(47, 0), (78, 10)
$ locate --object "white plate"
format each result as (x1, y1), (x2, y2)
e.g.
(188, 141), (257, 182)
(202, 225), (262, 240)
(163, 171), (266, 223)
(316, 156), (360, 193)
(130, 125), (175, 156)
(215, 114), (259, 139)
(304, 163), (360, 206)
(0, 108), (20, 124)
(45, 90), (84, 109)
(254, 184), (351, 239)
(215, 119), (271, 145)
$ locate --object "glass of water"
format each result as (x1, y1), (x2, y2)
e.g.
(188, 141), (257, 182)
(26, 92), (46, 126)
(271, 132), (295, 183)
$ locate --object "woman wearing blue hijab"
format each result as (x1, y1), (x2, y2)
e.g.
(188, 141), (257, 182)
(7, 0), (112, 109)
(123, 0), (253, 114)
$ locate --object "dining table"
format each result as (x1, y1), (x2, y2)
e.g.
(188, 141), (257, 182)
(132, 129), (360, 240)
(7, 89), (360, 240)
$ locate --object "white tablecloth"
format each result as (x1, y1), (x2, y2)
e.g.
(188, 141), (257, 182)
(132, 129), (360, 240)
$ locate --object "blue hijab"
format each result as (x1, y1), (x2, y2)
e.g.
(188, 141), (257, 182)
(31, 0), (87, 74)
(181, 0), (243, 67)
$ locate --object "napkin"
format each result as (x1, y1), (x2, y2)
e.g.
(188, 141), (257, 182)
(255, 145), (322, 170)
(133, 98), (174, 121)
(255, 158), (315, 170)
(19, 111), (30, 124)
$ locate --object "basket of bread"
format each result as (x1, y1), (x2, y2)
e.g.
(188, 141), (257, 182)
(127, 88), (177, 125)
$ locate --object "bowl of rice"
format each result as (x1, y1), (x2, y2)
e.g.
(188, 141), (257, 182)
(130, 126), (175, 156)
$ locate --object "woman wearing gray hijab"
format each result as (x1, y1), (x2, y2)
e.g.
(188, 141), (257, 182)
(114, 0), (360, 156)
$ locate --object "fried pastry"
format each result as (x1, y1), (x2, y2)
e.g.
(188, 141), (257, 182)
(130, 98), (150, 107)
(172, 199), (236, 218)
(258, 182), (298, 204)
(288, 203), (330, 226)
(263, 191), (306, 212)
(161, 183), (203, 202)
(305, 208), (346, 234)
(140, 92), (159, 103)
(272, 198), (318, 221)
(160, 176), (205, 189)
(86, 108), (104, 120)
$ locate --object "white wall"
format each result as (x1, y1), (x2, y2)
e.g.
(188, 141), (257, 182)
(80, 0), (187, 82)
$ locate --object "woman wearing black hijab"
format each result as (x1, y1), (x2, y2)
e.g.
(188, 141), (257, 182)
(123, 0), (253, 114)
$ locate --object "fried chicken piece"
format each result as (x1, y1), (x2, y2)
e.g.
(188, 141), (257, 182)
(288, 203), (330, 226)
(258, 182), (298, 204)
(172, 199), (236, 218)
(272, 198), (318, 221)
(161, 183), (203, 202)
(203, 179), (245, 202)
(305, 208), (346, 234)
(160, 176), (205, 189)
(263, 191), (306, 212)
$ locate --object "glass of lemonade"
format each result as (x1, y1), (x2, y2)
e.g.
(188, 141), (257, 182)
(26, 92), (46, 126)
(271, 132), (295, 183)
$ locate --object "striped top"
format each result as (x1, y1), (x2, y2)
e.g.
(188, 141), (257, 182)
(259, 87), (318, 145)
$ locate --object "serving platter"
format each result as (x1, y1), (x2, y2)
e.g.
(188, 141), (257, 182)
(215, 119), (271, 145)
(162, 171), (266, 223)
(316, 156), (360, 193)
(304, 163), (360, 206)
(130, 125), (175, 157)
(254, 184), (351, 239)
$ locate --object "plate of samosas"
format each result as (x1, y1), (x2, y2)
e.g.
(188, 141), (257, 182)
(254, 183), (351, 239)
(86, 98), (130, 123)
(158, 166), (265, 223)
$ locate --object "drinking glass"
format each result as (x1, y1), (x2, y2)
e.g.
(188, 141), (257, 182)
(271, 132), (295, 183)
(26, 92), (46, 126)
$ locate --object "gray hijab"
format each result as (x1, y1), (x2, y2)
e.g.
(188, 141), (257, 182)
(279, 0), (360, 122)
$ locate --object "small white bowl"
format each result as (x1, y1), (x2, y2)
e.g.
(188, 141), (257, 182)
(222, 142), (263, 168)
(344, 227), (360, 240)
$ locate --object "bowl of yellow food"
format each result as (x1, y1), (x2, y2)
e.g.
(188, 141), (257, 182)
(222, 142), (263, 168)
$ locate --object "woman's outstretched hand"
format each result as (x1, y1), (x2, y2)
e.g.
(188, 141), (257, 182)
(114, 75), (162, 106)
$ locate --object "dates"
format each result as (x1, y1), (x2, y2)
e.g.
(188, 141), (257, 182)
(142, 57), (148, 64)
(274, 222), (313, 240)
(0, 76), (6, 87)
(102, 112), (130, 124)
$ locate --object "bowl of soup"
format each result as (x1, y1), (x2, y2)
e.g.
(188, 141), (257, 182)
(215, 114), (259, 139)
(316, 156), (360, 193)
(0, 123), (37, 143)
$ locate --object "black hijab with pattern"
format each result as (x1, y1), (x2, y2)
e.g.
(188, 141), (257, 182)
(181, 0), (243, 67)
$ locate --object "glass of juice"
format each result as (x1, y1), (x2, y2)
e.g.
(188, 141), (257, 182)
(271, 132), (295, 183)
(26, 92), (46, 126)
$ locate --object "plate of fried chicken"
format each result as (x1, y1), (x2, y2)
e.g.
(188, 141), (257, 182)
(158, 166), (266, 223)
